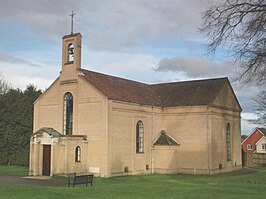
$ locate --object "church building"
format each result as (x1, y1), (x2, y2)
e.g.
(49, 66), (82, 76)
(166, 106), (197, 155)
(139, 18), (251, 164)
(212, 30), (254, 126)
(29, 32), (242, 177)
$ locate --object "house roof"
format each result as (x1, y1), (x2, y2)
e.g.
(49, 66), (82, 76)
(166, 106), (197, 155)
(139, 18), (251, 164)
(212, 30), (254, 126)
(241, 127), (266, 145)
(255, 136), (266, 146)
(153, 130), (180, 146)
(80, 69), (234, 108)
(258, 128), (266, 136)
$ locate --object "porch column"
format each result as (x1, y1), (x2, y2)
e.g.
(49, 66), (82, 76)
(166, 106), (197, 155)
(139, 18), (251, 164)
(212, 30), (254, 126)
(50, 143), (54, 176)
(33, 135), (39, 176)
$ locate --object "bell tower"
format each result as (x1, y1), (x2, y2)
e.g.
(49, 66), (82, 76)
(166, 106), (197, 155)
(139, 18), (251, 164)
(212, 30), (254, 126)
(60, 12), (82, 81)
(61, 33), (82, 71)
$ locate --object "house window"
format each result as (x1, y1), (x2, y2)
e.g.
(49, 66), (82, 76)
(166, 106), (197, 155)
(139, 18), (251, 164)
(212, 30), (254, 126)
(262, 144), (266, 150)
(63, 92), (73, 135)
(136, 120), (144, 153)
(68, 43), (74, 62)
(75, 146), (81, 162)
(226, 123), (231, 161)
(247, 144), (253, 150)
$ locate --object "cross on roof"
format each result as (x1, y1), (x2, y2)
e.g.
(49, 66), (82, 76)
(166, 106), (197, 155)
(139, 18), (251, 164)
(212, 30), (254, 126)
(70, 11), (76, 34)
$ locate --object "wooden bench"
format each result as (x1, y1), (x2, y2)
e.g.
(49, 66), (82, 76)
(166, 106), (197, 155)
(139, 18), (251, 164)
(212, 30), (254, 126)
(68, 173), (94, 187)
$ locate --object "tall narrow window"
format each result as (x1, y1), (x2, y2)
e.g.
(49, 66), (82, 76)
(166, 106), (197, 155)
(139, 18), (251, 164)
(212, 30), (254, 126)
(68, 43), (74, 62)
(136, 121), (144, 153)
(226, 123), (231, 161)
(63, 92), (73, 135)
(75, 146), (81, 162)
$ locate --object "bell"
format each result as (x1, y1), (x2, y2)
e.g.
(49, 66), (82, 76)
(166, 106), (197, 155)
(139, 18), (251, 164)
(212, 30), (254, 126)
(68, 44), (74, 55)
(68, 48), (74, 55)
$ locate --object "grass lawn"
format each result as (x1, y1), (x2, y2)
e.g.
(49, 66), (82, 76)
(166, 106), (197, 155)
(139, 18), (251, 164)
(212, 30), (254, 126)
(0, 165), (28, 176)
(0, 167), (266, 199)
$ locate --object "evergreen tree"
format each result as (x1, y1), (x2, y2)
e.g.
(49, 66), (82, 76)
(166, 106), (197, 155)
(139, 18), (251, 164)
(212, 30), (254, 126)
(0, 85), (42, 166)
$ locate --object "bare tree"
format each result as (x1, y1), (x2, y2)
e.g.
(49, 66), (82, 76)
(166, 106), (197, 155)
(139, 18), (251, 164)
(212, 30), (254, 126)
(0, 72), (10, 94)
(251, 90), (266, 125)
(201, 0), (266, 85)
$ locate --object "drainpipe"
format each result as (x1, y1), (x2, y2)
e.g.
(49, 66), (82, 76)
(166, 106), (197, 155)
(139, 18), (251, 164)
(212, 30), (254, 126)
(151, 145), (154, 174)
(151, 106), (155, 174)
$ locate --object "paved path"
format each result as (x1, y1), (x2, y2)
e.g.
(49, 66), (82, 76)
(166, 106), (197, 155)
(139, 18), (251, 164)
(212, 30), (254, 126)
(0, 175), (66, 186)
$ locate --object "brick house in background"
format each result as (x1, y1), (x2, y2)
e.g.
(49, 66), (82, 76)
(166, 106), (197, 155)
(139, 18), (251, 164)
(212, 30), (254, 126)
(241, 128), (266, 153)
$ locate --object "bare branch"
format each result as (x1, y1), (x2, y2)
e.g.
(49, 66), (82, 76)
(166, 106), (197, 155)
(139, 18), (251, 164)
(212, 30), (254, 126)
(250, 90), (266, 125)
(0, 72), (11, 94)
(200, 0), (266, 86)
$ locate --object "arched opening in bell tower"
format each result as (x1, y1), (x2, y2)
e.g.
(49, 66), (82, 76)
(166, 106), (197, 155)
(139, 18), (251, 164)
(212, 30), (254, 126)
(68, 43), (74, 62)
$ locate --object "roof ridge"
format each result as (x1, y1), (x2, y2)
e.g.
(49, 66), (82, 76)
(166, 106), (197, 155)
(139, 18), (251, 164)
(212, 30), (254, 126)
(150, 77), (229, 86)
(81, 68), (149, 86)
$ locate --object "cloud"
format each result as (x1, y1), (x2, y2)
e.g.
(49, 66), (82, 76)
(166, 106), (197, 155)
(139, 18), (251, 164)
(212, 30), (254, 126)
(0, 0), (210, 50)
(0, 52), (41, 67)
(234, 86), (260, 113)
(6, 74), (53, 91)
(81, 0), (210, 50)
(0, 60), (58, 91)
(0, 0), (79, 40)
(241, 117), (258, 135)
(154, 55), (235, 79)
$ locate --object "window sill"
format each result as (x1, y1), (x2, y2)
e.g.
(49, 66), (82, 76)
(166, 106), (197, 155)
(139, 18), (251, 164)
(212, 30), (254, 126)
(65, 61), (74, 65)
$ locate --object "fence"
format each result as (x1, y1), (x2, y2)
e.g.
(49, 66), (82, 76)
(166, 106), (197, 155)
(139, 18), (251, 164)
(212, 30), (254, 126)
(242, 151), (266, 167)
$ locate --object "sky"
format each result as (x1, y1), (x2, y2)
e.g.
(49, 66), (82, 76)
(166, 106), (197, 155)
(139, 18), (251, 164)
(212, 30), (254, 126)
(0, 0), (263, 135)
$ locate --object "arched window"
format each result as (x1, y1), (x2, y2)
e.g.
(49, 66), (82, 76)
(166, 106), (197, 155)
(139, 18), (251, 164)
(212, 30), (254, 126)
(136, 121), (144, 153)
(226, 123), (231, 161)
(63, 92), (73, 135)
(68, 43), (74, 62)
(75, 146), (81, 162)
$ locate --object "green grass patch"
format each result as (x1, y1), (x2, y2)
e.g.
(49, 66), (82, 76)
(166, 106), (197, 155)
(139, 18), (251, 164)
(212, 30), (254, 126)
(0, 167), (266, 199)
(0, 165), (28, 176)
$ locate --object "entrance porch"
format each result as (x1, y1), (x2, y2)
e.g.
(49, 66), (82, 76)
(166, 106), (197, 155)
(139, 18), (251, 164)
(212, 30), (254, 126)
(29, 127), (88, 176)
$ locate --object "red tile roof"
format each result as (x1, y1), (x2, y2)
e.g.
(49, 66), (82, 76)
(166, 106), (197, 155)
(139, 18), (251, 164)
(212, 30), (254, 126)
(80, 69), (236, 108)
(81, 69), (161, 106)
(150, 78), (227, 107)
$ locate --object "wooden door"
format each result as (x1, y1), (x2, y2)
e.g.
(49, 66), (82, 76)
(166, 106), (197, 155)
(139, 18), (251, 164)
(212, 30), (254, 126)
(42, 145), (51, 176)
